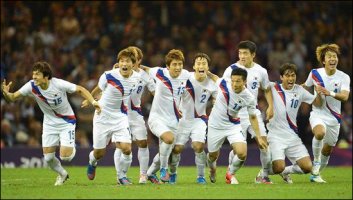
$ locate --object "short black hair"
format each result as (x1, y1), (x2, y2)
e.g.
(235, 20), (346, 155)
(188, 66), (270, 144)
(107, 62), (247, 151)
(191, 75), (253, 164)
(231, 67), (247, 81)
(193, 52), (211, 66)
(279, 63), (297, 76)
(238, 40), (257, 54)
(32, 61), (52, 79)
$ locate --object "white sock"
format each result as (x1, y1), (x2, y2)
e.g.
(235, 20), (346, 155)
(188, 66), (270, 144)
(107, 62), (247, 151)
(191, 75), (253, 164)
(118, 153), (132, 179)
(44, 153), (66, 176)
(89, 151), (98, 166)
(138, 147), (149, 175)
(283, 164), (304, 174)
(320, 154), (330, 172)
(229, 154), (245, 174)
(147, 153), (160, 176)
(228, 150), (235, 164)
(195, 151), (206, 177)
(159, 142), (172, 169)
(312, 137), (323, 162)
(170, 153), (181, 174)
(260, 147), (271, 177)
(114, 148), (122, 176)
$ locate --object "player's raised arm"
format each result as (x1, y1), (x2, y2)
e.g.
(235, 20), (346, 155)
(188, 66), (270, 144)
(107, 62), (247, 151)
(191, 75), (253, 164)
(1, 79), (23, 103)
(76, 85), (101, 114)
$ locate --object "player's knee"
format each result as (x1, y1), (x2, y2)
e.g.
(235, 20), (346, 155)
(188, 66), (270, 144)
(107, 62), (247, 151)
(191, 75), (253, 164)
(44, 152), (55, 163)
(237, 153), (247, 160)
(302, 166), (312, 174)
(60, 148), (76, 162)
(272, 165), (284, 174)
(136, 140), (148, 148)
(173, 145), (183, 154)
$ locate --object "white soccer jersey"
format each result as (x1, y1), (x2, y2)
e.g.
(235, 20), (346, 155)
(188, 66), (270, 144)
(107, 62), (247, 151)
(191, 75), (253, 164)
(128, 69), (155, 120)
(19, 78), (77, 127)
(98, 68), (140, 118)
(180, 73), (218, 123)
(267, 82), (315, 141)
(222, 62), (270, 118)
(148, 67), (190, 128)
(304, 68), (350, 125)
(208, 78), (257, 129)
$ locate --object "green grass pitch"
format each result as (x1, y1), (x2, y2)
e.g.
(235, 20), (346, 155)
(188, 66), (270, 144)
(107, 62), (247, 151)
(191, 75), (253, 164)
(1, 166), (352, 199)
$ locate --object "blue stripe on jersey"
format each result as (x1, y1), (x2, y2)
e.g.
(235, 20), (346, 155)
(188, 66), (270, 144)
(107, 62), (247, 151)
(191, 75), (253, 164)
(274, 82), (298, 134)
(106, 73), (124, 95)
(219, 79), (240, 125)
(31, 82), (76, 124)
(186, 79), (208, 123)
(155, 69), (181, 121)
(311, 69), (325, 87)
(311, 70), (341, 123)
(131, 99), (143, 116)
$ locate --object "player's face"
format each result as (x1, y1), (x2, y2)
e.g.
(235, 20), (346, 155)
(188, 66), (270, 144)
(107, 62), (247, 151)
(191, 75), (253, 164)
(118, 56), (134, 78)
(32, 70), (47, 86)
(238, 49), (255, 67)
(323, 51), (338, 71)
(168, 59), (183, 78)
(280, 70), (296, 90)
(231, 75), (246, 93)
(193, 57), (209, 79)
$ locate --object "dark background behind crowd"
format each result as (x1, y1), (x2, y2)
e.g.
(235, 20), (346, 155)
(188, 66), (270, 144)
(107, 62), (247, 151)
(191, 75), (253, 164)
(1, 1), (352, 150)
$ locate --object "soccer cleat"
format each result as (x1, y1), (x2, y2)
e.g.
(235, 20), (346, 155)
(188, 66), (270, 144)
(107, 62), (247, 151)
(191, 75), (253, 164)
(148, 174), (161, 184)
(255, 170), (272, 184)
(225, 171), (239, 184)
(54, 173), (69, 186)
(139, 174), (148, 184)
(87, 164), (96, 180)
(160, 168), (170, 183)
(209, 167), (216, 183)
(118, 177), (132, 185)
(311, 161), (321, 176)
(280, 172), (293, 184)
(196, 176), (206, 184)
(169, 173), (177, 184)
(310, 174), (326, 183)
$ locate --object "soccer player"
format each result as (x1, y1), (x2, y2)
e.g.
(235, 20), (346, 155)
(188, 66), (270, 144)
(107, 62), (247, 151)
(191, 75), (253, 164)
(84, 48), (140, 185)
(222, 40), (273, 184)
(207, 67), (267, 184)
(165, 53), (218, 184)
(303, 43), (350, 183)
(141, 49), (190, 183)
(112, 46), (156, 184)
(267, 63), (322, 184)
(1, 61), (101, 186)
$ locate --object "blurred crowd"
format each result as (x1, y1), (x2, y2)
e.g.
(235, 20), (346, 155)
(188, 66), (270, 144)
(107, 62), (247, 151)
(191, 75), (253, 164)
(1, 1), (352, 149)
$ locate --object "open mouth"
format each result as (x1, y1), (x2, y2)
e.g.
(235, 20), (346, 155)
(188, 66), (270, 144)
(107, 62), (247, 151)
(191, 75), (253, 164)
(121, 66), (128, 72)
(199, 69), (205, 75)
(288, 82), (294, 87)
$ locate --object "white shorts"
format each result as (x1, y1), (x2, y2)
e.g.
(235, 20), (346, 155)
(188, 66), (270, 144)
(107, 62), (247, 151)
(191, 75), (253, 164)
(241, 114), (267, 138)
(42, 124), (76, 148)
(93, 112), (131, 149)
(176, 118), (207, 145)
(148, 117), (177, 138)
(207, 125), (246, 153)
(268, 136), (309, 164)
(309, 115), (340, 146)
(130, 121), (148, 141)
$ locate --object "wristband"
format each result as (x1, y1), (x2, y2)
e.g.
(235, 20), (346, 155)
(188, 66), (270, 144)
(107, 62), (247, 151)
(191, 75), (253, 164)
(330, 91), (336, 97)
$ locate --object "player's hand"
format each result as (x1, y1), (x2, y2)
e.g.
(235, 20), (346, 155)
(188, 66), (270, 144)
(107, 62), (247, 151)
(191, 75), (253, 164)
(2, 79), (12, 94)
(315, 85), (329, 96)
(81, 99), (90, 108)
(113, 63), (119, 69)
(265, 106), (273, 120)
(256, 137), (268, 150)
(92, 100), (102, 114)
(178, 110), (183, 119)
(207, 71), (219, 82)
